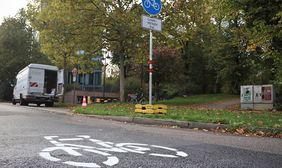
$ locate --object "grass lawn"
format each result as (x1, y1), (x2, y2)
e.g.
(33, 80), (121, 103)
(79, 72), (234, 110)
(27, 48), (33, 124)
(74, 94), (282, 132)
(158, 94), (238, 105)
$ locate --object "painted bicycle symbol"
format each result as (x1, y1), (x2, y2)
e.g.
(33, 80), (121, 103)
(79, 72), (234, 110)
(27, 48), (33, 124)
(144, 0), (160, 10)
(39, 135), (188, 168)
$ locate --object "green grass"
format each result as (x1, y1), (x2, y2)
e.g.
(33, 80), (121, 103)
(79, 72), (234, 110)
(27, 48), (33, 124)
(76, 103), (134, 116)
(74, 94), (281, 131)
(75, 103), (282, 130)
(158, 94), (238, 105)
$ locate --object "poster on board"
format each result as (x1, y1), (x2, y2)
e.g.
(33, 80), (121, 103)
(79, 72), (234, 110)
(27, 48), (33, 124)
(240, 85), (253, 103)
(262, 85), (273, 103)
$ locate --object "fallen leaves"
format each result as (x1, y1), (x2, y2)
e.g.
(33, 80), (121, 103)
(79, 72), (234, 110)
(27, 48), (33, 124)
(236, 128), (245, 134)
(273, 124), (281, 128)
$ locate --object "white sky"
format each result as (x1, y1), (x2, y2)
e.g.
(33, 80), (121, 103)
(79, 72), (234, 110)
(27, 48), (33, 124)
(0, 0), (28, 23)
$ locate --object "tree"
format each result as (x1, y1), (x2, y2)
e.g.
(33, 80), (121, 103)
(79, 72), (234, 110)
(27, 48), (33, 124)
(214, 0), (282, 85)
(152, 47), (183, 100)
(28, 0), (146, 102)
(162, 0), (218, 94)
(0, 10), (49, 100)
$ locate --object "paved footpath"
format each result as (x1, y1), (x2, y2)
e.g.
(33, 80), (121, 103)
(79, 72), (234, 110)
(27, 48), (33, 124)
(0, 103), (282, 168)
(206, 99), (240, 109)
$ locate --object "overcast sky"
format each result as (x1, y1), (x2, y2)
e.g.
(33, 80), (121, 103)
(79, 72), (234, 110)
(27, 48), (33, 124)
(0, 0), (28, 23)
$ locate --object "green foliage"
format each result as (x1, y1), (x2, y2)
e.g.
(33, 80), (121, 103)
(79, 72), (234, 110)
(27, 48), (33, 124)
(274, 84), (282, 111)
(25, 0), (282, 103)
(213, 0), (282, 85)
(181, 39), (215, 94)
(152, 47), (183, 100)
(124, 77), (144, 100)
(105, 77), (120, 93)
(0, 10), (49, 100)
(160, 84), (180, 99)
(28, 0), (146, 102)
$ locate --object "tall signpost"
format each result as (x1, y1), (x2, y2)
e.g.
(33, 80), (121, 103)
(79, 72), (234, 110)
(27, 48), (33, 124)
(141, 0), (162, 105)
(72, 68), (78, 105)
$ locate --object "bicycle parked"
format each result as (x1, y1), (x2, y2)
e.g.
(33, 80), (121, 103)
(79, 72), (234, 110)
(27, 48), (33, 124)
(127, 92), (146, 104)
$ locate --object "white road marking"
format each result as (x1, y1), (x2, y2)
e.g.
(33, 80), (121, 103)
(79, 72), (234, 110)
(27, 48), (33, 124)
(84, 149), (119, 166)
(59, 138), (84, 141)
(40, 135), (188, 167)
(84, 149), (111, 156)
(116, 143), (150, 154)
(42, 147), (82, 156)
(50, 140), (59, 145)
(149, 153), (178, 158)
(39, 152), (60, 162)
(64, 161), (100, 168)
(96, 141), (114, 148)
(103, 156), (119, 166)
(150, 145), (177, 151)
(177, 151), (188, 157)
(77, 135), (91, 139)
(44, 136), (58, 140)
(96, 147), (127, 153)
(61, 143), (95, 149)
(89, 139), (101, 143)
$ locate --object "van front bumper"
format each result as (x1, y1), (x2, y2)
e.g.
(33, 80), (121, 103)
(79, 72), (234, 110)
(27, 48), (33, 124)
(25, 95), (59, 103)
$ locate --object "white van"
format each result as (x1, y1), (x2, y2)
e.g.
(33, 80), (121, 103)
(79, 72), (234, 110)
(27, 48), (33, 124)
(12, 64), (64, 107)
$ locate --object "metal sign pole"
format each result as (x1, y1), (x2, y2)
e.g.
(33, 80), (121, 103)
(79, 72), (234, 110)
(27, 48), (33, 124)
(149, 30), (153, 105)
(72, 68), (78, 105)
(141, 0), (161, 105)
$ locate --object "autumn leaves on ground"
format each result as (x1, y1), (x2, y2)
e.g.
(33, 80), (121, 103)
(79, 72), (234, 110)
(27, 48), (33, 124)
(74, 94), (282, 138)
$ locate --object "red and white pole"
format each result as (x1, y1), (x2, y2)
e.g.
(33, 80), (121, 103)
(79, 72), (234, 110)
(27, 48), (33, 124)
(149, 30), (153, 105)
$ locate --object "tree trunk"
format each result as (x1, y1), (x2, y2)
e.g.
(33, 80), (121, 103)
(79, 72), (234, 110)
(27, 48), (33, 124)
(155, 82), (160, 102)
(119, 55), (125, 102)
(62, 53), (67, 103)
(140, 63), (144, 90)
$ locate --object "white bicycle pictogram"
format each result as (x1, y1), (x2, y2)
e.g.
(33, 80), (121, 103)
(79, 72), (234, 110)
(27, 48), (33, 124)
(144, 0), (160, 11)
(39, 135), (188, 168)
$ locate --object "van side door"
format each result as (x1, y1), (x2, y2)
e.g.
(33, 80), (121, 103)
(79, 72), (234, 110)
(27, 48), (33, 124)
(57, 69), (64, 96)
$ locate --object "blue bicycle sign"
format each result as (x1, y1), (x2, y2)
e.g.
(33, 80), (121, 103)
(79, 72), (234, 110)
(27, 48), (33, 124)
(142, 0), (162, 16)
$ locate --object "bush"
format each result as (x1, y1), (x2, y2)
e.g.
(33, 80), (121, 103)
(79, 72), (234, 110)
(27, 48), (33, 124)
(64, 83), (80, 92)
(105, 77), (119, 92)
(274, 84), (282, 111)
(159, 84), (180, 99)
(125, 77), (145, 100)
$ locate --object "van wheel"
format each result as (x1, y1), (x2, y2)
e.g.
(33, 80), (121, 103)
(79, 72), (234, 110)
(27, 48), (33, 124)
(20, 98), (28, 106)
(12, 99), (16, 105)
(37, 103), (41, 107)
(45, 102), (54, 107)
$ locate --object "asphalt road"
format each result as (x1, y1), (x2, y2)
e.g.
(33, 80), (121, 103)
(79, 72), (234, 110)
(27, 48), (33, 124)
(0, 103), (281, 168)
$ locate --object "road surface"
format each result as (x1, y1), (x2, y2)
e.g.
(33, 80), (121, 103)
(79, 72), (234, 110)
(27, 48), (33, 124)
(0, 103), (281, 168)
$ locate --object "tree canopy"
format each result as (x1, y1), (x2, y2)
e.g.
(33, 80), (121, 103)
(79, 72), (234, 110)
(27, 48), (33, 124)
(0, 10), (49, 100)
(25, 0), (282, 101)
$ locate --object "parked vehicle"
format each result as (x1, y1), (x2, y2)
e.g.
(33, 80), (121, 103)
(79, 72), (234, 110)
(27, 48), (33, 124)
(12, 64), (64, 107)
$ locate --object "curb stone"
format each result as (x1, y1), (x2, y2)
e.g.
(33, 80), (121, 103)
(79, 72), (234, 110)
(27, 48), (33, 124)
(15, 104), (281, 133)
(84, 114), (228, 130)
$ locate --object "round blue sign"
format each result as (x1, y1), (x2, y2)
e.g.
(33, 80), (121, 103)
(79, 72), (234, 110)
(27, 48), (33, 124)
(142, 0), (162, 16)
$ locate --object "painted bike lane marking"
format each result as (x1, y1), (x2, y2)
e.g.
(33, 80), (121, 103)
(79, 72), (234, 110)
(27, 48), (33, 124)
(39, 135), (188, 167)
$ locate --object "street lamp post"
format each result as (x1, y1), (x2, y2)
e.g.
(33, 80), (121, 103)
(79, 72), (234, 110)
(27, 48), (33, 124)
(102, 54), (111, 100)
(72, 68), (78, 105)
